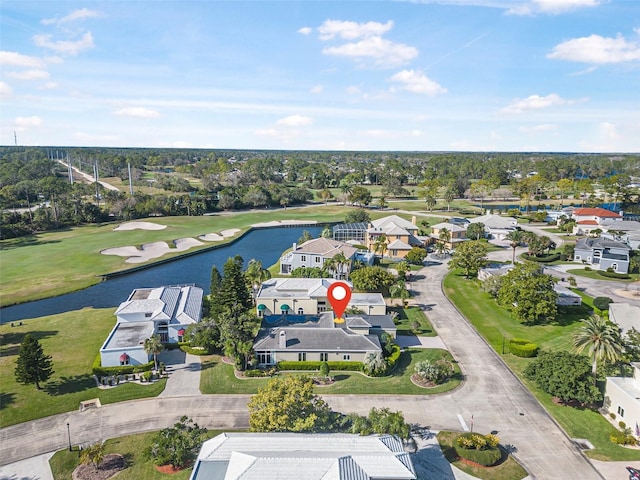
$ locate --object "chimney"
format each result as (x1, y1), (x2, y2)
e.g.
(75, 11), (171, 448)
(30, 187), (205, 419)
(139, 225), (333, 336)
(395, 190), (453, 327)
(412, 216), (416, 225)
(293, 242), (297, 251)
(279, 330), (287, 348)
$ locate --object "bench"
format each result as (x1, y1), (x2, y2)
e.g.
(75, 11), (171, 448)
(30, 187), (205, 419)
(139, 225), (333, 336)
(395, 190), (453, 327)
(79, 398), (102, 412)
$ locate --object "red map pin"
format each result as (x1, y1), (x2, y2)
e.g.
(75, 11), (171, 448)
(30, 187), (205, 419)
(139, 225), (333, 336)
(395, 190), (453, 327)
(327, 281), (351, 324)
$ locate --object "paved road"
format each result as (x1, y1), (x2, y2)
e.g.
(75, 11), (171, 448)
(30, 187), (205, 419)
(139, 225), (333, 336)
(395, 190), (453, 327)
(0, 242), (635, 479)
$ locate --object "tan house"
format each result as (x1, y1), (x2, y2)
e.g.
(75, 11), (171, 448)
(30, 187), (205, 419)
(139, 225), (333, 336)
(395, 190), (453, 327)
(571, 207), (623, 235)
(366, 215), (424, 259)
(428, 222), (467, 249)
(255, 278), (387, 317)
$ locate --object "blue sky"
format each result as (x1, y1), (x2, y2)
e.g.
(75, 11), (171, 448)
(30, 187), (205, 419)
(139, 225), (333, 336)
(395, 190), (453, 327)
(1, 0), (639, 152)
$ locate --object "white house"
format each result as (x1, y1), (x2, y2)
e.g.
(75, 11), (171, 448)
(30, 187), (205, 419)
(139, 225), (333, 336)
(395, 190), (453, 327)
(574, 237), (631, 274)
(255, 278), (386, 317)
(469, 214), (518, 240)
(571, 207), (623, 235)
(189, 433), (417, 480)
(279, 237), (374, 277)
(605, 363), (640, 438)
(100, 285), (203, 367)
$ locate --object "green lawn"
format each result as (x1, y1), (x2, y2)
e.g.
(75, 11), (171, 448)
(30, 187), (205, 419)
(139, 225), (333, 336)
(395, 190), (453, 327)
(436, 431), (528, 480)
(49, 430), (225, 480)
(0, 206), (356, 307)
(200, 349), (461, 395)
(565, 268), (639, 283)
(0, 308), (166, 428)
(390, 306), (436, 336)
(443, 271), (640, 461)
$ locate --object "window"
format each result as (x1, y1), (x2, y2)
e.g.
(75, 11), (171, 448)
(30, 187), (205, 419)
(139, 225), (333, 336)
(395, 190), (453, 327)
(301, 255), (307, 262)
(320, 353), (328, 361)
(145, 312), (152, 318)
(315, 256), (321, 263)
(298, 352), (306, 361)
(618, 406), (625, 417)
(297, 307), (304, 315)
(120, 359), (130, 366)
(343, 354), (351, 361)
(612, 263), (618, 272)
(258, 352), (272, 364)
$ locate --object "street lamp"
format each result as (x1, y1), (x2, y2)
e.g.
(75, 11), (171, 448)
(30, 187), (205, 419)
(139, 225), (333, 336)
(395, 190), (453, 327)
(66, 422), (72, 451)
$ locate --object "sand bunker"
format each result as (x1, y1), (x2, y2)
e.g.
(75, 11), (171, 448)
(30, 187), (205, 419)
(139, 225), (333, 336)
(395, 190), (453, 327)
(114, 221), (167, 231)
(198, 229), (240, 242)
(102, 237), (204, 263)
(220, 228), (240, 237)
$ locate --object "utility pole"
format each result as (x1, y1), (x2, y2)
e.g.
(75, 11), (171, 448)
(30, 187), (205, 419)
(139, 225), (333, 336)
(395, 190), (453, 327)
(128, 162), (133, 195)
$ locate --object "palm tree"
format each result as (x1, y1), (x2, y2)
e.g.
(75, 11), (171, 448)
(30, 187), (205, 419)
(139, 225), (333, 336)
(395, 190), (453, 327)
(373, 234), (388, 259)
(80, 442), (105, 471)
(438, 227), (451, 253)
(505, 230), (525, 264)
(573, 315), (623, 382)
(389, 280), (409, 306)
(245, 259), (271, 303)
(144, 335), (164, 371)
(444, 186), (456, 212)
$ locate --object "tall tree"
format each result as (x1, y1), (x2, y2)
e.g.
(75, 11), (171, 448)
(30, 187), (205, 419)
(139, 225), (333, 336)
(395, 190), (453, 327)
(505, 229), (525, 265)
(248, 376), (334, 432)
(245, 259), (271, 303)
(144, 335), (164, 371)
(466, 222), (485, 241)
(447, 240), (488, 278)
(14, 334), (54, 390)
(573, 315), (623, 382)
(217, 256), (252, 310)
(497, 262), (557, 324)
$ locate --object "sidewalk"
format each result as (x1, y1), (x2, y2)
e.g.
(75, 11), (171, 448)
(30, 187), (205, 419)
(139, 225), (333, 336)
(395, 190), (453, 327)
(0, 452), (54, 480)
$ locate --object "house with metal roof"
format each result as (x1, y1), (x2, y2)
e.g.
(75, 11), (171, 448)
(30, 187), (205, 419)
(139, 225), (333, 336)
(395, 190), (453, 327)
(573, 237), (631, 274)
(366, 215), (424, 259)
(255, 278), (387, 317)
(100, 285), (203, 367)
(189, 433), (417, 480)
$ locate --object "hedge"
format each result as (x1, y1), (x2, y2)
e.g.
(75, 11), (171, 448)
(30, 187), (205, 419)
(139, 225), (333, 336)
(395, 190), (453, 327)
(92, 354), (154, 377)
(386, 344), (402, 371)
(521, 253), (561, 263)
(454, 433), (502, 466)
(277, 360), (363, 372)
(180, 345), (211, 355)
(598, 270), (631, 280)
(508, 338), (539, 358)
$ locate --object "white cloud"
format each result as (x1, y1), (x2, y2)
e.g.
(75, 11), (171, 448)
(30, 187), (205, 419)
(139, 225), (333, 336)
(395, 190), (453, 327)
(15, 116), (43, 127)
(7, 69), (50, 81)
(600, 122), (620, 139)
(318, 20), (394, 41)
(113, 107), (161, 118)
(346, 86), (361, 95)
(276, 115), (313, 126)
(33, 31), (94, 56)
(0, 51), (46, 68)
(0, 82), (13, 95)
(512, 0), (603, 15)
(323, 36), (418, 68)
(519, 124), (558, 134)
(501, 93), (570, 113)
(297, 27), (312, 35)
(310, 85), (324, 94)
(389, 69), (447, 95)
(548, 33), (640, 64)
(41, 8), (101, 25)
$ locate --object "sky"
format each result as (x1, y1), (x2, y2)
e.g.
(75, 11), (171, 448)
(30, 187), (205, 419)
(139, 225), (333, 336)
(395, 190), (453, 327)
(1, 0), (639, 152)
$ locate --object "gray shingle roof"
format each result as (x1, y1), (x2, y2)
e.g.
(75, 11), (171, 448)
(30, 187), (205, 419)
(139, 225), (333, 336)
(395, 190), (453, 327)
(253, 326), (381, 353)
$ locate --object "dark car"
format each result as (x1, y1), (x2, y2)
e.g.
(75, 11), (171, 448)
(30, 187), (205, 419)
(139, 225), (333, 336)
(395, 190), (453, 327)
(627, 466), (640, 480)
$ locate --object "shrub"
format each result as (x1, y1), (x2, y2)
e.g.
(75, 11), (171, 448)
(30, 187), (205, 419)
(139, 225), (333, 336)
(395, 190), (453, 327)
(319, 361), (330, 377)
(414, 356), (454, 385)
(619, 421), (626, 429)
(244, 368), (276, 377)
(180, 345), (210, 355)
(584, 266), (592, 271)
(454, 432), (502, 466)
(597, 270), (631, 280)
(277, 361), (363, 372)
(594, 297), (614, 310)
(508, 338), (539, 358)
(385, 344), (402, 371)
(610, 431), (637, 446)
(521, 253), (561, 263)
(92, 356), (155, 377)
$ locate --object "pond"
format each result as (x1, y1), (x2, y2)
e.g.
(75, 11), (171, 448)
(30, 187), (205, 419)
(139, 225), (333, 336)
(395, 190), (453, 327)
(0, 225), (323, 323)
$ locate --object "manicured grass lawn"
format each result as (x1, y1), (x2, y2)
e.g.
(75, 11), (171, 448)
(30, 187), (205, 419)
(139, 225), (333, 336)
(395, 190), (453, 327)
(200, 349), (461, 395)
(390, 306), (436, 336)
(565, 268), (639, 282)
(443, 271), (640, 461)
(0, 206), (356, 307)
(0, 308), (165, 428)
(436, 431), (528, 480)
(49, 430), (225, 480)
